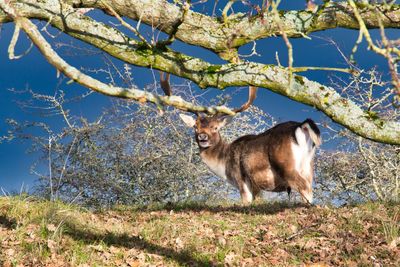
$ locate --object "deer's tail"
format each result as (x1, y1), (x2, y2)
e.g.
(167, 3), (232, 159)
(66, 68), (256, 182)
(300, 119), (322, 147)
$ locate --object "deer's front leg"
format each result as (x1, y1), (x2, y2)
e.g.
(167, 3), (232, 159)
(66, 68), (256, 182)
(239, 180), (254, 204)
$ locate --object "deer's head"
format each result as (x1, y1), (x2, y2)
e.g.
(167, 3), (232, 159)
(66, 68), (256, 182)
(180, 114), (232, 149)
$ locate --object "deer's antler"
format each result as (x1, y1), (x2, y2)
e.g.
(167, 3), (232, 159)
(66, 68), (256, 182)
(160, 71), (256, 115)
(233, 86), (258, 113)
(159, 71), (172, 96)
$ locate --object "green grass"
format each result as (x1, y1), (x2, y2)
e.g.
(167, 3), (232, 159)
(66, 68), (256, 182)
(381, 209), (400, 248)
(0, 196), (399, 266)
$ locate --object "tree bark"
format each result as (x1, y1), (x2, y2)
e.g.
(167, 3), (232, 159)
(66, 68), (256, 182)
(0, 0), (399, 144)
(67, 0), (400, 52)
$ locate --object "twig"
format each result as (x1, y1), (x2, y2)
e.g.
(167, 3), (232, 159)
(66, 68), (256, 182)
(0, 3), (235, 115)
(348, 0), (400, 97)
(101, 0), (151, 48)
(55, 136), (77, 199)
(285, 223), (319, 241)
(163, 1), (191, 45)
(48, 135), (53, 201)
(222, 0), (236, 24)
(8, 23), (33, 59)
(212, 0), (219, 17)
(239, 41), (260, 58)
(271, 0), (293, 86)
(292, 66), (357, 75)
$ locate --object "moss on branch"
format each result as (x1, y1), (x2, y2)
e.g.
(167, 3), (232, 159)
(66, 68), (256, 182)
(60, 0), (400, 53)
(0, 0), (399, 144)
(2, 0), (400, 54)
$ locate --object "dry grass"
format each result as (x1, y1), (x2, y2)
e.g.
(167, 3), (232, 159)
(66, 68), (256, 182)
(0, 196), (399, 266)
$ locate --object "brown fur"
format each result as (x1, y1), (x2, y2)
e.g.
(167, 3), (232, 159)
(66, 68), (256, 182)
(180, 115), (321, 204)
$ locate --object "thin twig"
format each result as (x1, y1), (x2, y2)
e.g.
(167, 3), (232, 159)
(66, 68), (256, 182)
(101, 0), (151, 47)
(0, 1), (235, 115)
(8, 23), (33, 59)
(271, 0), (293, 86)
(292, 66), (356, 75)
(285, 223), (319, 241)
(222, 0), (236, 23)
(163, 1), (191, 45)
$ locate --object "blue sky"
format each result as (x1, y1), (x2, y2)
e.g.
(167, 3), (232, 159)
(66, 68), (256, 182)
(0, 1), (394, 192)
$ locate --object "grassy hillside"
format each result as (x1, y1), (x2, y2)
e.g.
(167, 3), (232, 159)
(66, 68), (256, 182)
(0, 197), (399, 266)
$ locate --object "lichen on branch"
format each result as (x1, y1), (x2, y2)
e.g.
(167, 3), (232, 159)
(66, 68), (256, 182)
(0, 0), (399, 145)
(64, 0), (400, 53)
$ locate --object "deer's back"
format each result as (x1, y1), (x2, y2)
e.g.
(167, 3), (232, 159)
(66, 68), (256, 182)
(226, 121), (301, 190)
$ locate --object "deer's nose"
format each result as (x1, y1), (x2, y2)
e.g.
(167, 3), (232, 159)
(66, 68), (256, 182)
(198, 133), (208, 141)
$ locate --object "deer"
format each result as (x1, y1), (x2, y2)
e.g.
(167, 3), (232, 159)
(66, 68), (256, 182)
(158, 73), (320, 204)
(179, 100), (321, 204)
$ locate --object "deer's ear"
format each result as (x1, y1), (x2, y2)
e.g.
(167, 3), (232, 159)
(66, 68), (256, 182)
(217, 115), (233, 129)
(179, 114), (196, 128)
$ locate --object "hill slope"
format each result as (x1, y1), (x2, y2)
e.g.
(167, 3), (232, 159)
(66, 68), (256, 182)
(0, 197), (399, 266)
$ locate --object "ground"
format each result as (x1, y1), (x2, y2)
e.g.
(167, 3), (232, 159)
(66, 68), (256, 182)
(0, 196), (399, 266)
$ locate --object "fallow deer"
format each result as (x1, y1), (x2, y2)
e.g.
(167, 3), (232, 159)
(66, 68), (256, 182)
(157, 73), (320, 203)
(179, 114), (321, 204)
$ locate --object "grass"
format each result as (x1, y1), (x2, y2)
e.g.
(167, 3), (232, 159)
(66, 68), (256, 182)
(382, 209), (400, 248)
(0, 196), (399, 266)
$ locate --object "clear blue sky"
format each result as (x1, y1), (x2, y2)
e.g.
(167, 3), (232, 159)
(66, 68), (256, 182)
(0, 1), (392, 192)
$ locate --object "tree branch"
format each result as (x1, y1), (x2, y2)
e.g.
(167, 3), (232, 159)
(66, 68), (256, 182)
(2, 0), (400, 54)
(64, 0), (400, 53)
(1, 0), (399, 144)
(0, 1), (234, 115)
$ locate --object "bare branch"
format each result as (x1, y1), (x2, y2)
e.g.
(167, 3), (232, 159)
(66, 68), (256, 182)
(0, 0), (399, 144)
(51, 0), (400, 53)
(100, 0), (151, 47)
(8, 23), (33, 59)
(348, 0), (400, 99)
(0, 3), (234, 115)
(292, 66), (356, 75)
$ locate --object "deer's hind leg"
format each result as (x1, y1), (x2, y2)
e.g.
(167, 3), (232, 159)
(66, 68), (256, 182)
(287, 172), (313, 204)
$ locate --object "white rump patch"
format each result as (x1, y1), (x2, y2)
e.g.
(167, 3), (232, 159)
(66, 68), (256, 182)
(292, 127), (316, 178)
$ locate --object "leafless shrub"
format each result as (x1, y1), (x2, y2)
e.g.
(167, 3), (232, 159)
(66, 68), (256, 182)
(315, 132), (399, 205)
(2, 83), (276, 207)
(315, 67), (400, 205)
(2, 66), (398, 207)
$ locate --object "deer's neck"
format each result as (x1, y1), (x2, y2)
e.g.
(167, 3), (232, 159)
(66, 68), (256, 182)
(199, 139), (230, 180)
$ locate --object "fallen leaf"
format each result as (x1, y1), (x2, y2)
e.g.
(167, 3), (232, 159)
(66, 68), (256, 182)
(126, 259), (140, 267)
(304, 263), (329, 267)
(5, 248), (15, 257)
(224, 252), (237, 265)
(47, 239), (57, 254)
(175, 237), (184, 250)
(217, 236), (226, 246)
(109, 245), (120, 254)
(89, 244), (104, 251)
(389, 237), (400, 249)
(46, 223), (57, 232)
(114, 259), (124, 265)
